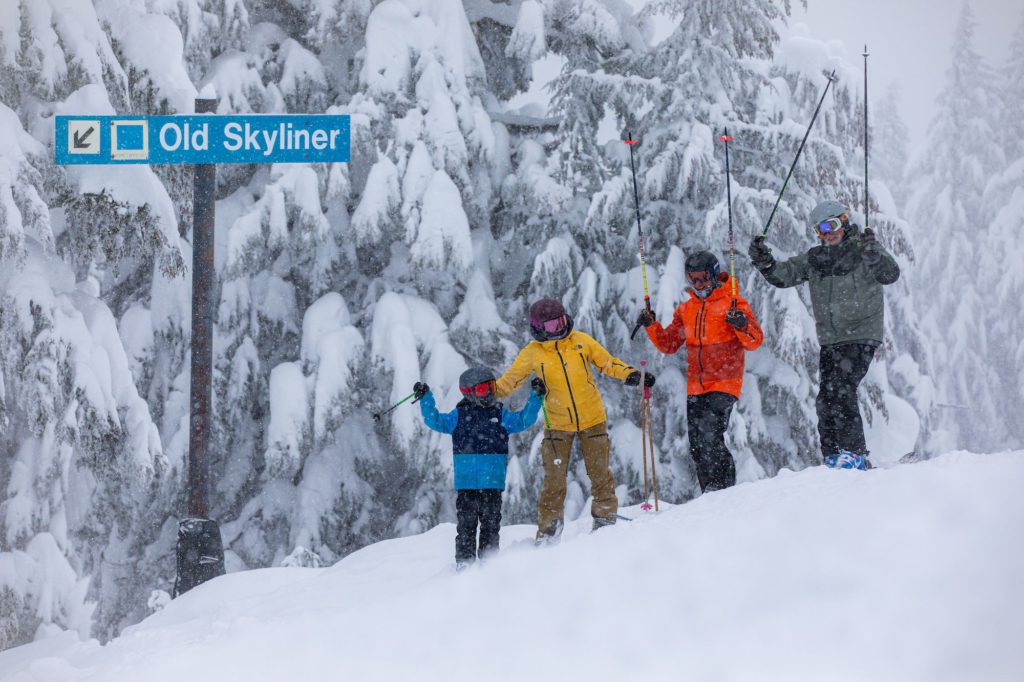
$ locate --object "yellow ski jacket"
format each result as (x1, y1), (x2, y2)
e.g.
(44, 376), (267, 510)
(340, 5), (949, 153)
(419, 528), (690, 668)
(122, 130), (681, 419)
(495, 330), (635, 432)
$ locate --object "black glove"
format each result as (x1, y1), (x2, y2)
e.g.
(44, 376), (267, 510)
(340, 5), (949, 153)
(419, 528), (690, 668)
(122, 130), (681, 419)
(860, 228), (882, 266)
(413, 382), (430, 400)
(635, 308), (656, 329)
(748, 236), (774, 268)
(530, 377), (547, 397)
(625, 370), (656, 387)
(725, 307), (748, 330)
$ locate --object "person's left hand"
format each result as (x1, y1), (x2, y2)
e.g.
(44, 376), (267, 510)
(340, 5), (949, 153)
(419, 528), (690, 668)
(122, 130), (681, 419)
(725, 307), (748, 330)
(626, 370), (656, 387)
(861, 228), (882, 265)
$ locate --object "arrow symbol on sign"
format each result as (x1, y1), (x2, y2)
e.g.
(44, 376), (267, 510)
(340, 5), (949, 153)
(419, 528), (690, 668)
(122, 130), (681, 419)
(73, 127), (95, 148)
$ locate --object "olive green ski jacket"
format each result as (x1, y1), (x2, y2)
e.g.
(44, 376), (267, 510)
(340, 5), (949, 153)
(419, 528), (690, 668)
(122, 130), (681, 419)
(753, 223), (900, 347)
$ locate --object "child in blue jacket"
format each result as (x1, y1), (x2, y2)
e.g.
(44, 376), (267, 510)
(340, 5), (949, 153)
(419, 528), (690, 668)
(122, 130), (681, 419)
(414, 366), (544, 569)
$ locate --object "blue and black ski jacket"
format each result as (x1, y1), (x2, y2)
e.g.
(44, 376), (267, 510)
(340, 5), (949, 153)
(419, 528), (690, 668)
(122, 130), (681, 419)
(419, 390), (543, 490)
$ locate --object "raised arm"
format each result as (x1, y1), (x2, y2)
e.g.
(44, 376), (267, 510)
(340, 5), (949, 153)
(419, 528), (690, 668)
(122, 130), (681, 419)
(749, 238), (810, 289)
(644, 306), (686, 355)
(495, 345), (536, 398)
(730, 297), (764, 350)
(581, 333), (635, 380)
(501, 390), (543, 434)
(860, 230), (900, 285)
(418, 391), (458, 434)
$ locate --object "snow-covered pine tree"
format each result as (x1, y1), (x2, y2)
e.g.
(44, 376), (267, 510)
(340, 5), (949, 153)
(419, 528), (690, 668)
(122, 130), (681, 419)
(872, 83), (910, 208)
(907, 2), (1006, 452)
(0, 0), (187, 645)
(976, 11), (1024, 449)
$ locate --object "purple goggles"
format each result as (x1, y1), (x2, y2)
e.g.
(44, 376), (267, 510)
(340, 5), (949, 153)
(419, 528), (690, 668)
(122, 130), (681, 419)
(531, 315), (566, 333)
(815, 217), (843, 235)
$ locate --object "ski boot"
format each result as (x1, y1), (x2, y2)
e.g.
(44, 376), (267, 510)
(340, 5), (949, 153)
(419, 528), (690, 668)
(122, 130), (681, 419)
(823, 450), (869, 470)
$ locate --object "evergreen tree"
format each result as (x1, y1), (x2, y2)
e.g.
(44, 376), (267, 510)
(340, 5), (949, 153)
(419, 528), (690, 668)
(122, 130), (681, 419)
(907, 2), (1005, 452)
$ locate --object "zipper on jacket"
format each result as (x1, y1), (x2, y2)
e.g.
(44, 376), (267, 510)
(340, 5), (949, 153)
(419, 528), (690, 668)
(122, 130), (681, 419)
(555, 339), (582, 431)
(696, 299), (707, 390)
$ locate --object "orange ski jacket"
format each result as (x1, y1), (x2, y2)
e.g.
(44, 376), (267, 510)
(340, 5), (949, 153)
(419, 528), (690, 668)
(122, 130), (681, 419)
(644, 274), (763, 398)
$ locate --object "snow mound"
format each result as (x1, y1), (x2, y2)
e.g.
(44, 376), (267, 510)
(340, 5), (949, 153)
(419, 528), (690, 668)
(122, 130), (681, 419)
(2, 452), (1022, 681)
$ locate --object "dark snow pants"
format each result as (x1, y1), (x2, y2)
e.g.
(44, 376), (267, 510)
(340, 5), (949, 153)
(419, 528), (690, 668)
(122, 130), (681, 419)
(455, 489), (502, 562)
(687, 392), (738, 492)
(817, 342), (876, 457)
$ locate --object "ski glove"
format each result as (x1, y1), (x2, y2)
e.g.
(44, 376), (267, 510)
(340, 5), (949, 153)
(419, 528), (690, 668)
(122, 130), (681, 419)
(530, 377), (547, 397)
(725, 307), (748, 330)
(860, 228), (882, 266)
(635, 308), (657, 329)
(413, 382), (430, 400)
(748, 236), (774, 268)
(625, 370), (656, 387)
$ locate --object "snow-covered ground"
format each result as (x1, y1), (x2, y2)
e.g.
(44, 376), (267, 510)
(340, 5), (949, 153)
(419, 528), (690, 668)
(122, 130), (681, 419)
(2, 451), (1022, 682)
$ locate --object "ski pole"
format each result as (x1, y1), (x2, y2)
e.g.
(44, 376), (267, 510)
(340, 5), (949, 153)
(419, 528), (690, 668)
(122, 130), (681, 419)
(720, 128), (738, 304)
(639, 360), (658, 511)
(646, 395), (658, 511)
(639, 362), (651, 509)
(372, 391), (417, 422)
(760, 70), (837, 238)
(863, 46), (870, 231)
(625, 132), (653, 340)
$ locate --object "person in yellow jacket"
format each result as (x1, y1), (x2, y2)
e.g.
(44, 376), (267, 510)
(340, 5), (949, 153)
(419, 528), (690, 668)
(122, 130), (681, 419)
(495, 298), (656, 541)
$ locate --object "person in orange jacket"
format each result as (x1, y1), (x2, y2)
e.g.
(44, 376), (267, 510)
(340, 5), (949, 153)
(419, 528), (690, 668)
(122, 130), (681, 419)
(636, 251), (763, 492)
(496, 298), (654, 541)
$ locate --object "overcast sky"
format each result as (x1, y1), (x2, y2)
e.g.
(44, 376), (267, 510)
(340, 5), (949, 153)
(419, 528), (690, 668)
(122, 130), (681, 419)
(790, 0), (1021, 156)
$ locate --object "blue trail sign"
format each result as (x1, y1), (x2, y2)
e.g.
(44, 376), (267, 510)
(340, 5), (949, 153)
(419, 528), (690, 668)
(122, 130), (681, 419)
(55, 114), (350, 165)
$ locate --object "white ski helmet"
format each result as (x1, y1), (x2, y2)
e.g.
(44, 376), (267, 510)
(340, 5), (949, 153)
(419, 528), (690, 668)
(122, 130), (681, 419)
(810, 199), (848, 226)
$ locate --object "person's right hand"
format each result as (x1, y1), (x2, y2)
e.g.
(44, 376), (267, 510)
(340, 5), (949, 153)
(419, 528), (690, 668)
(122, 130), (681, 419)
(413, 382), (430, 399)
(748, 236), (773, 267)
(635, 308), (657, 329)
(530, 377), (547, 397)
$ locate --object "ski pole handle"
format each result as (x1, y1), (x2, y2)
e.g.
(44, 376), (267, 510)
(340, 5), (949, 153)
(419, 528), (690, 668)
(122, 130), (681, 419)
(630, 296), (652, 340)
(373, 391), (417, 422)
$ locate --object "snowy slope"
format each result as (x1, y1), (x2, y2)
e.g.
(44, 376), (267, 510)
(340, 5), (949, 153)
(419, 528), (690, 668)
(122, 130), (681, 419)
(2, 452), (1022, 682)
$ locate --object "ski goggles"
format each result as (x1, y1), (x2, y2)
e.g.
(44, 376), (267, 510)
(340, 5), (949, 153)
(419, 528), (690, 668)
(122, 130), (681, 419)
(686, 271), (714, 287)
(815, 217), (844, 235)
(459, 381), (494, 397)
(530, 315), (567, 334)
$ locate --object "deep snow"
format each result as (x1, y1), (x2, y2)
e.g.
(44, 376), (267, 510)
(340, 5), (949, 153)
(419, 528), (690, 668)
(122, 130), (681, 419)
(2, 451), (1022, 682)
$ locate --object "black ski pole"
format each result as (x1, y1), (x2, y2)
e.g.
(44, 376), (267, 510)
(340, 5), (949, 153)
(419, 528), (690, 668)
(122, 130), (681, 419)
(373, 391), (418, 423)
(760, 70), (837, 238)
(863, 46), (870, 231)
(625, 132), (653, 340)
(720, 128), (737, 306)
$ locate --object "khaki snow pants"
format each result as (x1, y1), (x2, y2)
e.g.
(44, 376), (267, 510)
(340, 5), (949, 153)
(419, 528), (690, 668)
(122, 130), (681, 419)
(536, 422), (617, 538)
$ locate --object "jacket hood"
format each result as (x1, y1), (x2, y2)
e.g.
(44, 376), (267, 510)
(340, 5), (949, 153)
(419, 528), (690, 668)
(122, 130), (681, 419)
(687, 272), (733, 301)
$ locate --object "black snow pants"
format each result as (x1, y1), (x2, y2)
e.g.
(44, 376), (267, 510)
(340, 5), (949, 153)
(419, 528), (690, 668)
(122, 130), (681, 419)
(817, 342), (876, 457)
(455, 489), (502, 562)
(687, 392), (738, 492)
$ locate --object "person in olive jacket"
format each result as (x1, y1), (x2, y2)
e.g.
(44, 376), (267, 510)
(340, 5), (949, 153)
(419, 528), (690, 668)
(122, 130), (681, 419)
(496, 298), (654, 541)
(748, 199), (899, 470)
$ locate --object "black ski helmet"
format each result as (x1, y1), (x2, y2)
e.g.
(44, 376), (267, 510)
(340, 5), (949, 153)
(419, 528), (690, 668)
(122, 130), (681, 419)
(459, 366), (498, 407)
(685, 251), (721, 281)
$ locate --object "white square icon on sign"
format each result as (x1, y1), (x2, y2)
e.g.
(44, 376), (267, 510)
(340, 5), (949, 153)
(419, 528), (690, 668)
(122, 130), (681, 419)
(68, 120), (100, 155)
(111, 120), (149, 160)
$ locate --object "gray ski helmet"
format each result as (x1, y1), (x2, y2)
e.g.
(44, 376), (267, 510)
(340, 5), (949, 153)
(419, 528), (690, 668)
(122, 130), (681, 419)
(459, 366), (496, 390)
(810, 200), (848, 226)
